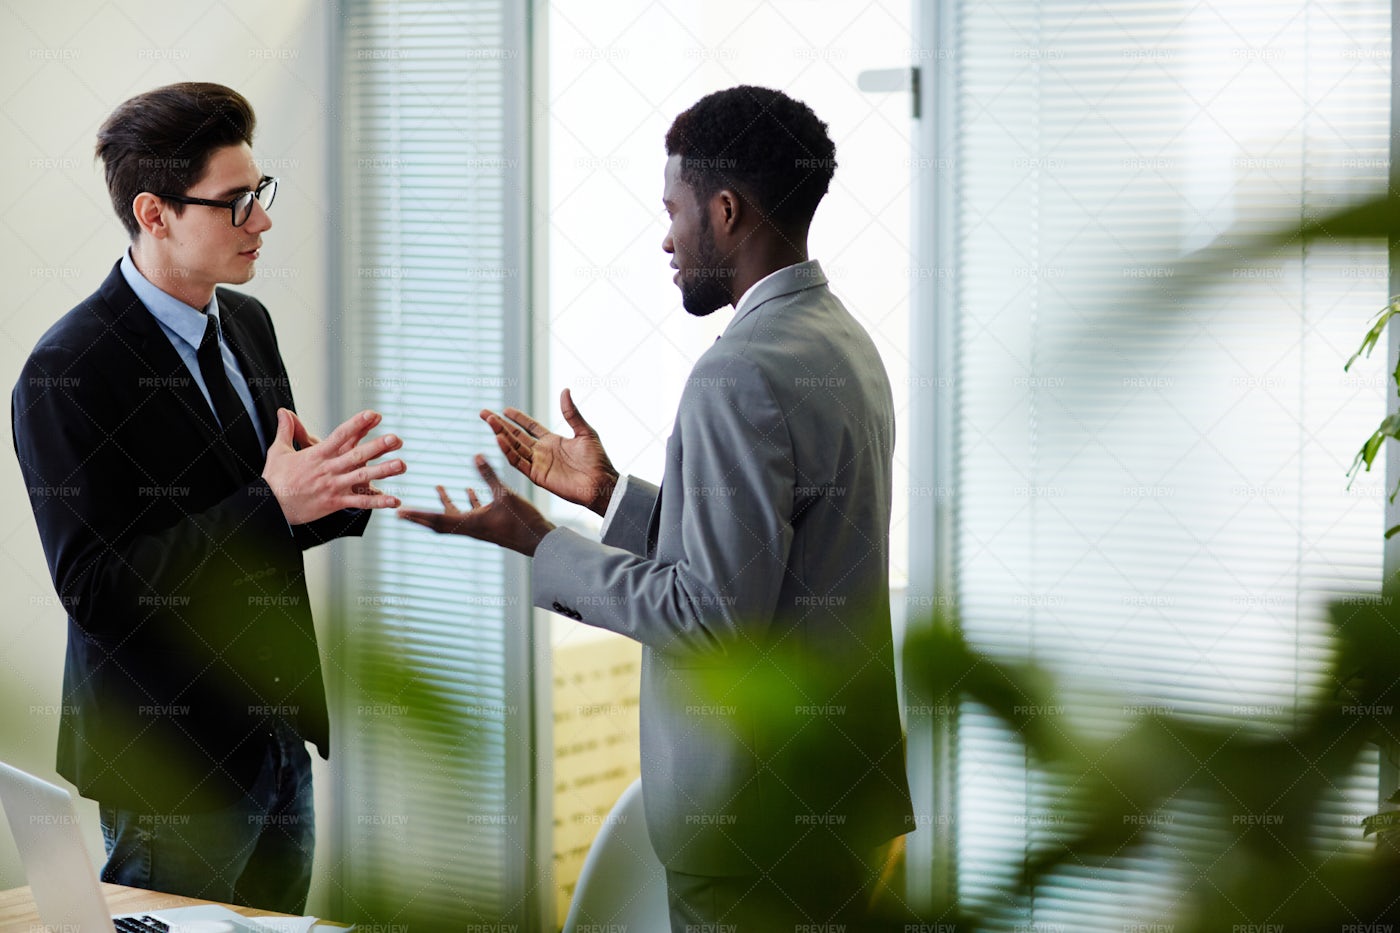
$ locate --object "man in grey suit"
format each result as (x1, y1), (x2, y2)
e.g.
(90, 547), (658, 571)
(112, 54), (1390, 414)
(401, 85), (913, 931)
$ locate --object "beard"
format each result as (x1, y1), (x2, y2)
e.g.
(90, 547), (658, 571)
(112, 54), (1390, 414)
(679, 219), (732, 317)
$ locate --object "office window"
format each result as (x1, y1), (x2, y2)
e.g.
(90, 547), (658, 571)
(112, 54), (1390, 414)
(544, 1), (915, 917)
(946, 0), (1389, 927)
(335, 1), (535, 926)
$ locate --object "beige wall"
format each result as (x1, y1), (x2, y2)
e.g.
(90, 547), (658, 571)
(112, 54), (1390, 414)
(0, 0), (338, 906)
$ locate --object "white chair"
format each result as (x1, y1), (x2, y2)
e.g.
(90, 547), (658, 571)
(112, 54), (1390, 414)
(563, 778), (671, 932)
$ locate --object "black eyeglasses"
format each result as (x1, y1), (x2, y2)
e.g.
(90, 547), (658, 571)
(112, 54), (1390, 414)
(153, 176), (278, 227)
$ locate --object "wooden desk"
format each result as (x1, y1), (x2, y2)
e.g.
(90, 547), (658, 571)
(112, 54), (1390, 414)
(0, 883), (290, 932)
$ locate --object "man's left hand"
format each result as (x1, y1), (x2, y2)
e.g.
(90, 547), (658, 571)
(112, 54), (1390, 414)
(397, 455), (555, 556)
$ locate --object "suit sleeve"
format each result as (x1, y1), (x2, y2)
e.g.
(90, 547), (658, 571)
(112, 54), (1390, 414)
(599, 475), (659, 557)
(293, 507), (371, 549)
(532, 353), (794, 656)
(232, 293), (373, 552)
(12, 343), (299, 642)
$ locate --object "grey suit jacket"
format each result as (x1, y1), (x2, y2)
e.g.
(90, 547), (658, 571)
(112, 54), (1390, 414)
(534, 261), (913, 874)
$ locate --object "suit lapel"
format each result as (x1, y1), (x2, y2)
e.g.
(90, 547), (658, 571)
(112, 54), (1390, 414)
(96, 263), (246, 479)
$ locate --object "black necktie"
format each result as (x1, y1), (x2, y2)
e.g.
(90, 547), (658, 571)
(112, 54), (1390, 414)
(196, 315), (264, 466)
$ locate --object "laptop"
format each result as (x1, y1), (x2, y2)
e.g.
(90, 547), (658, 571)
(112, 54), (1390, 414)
(0, 759), (280, 933)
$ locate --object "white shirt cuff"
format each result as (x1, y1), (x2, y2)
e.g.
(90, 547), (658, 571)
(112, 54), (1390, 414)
(597, 474), (631, 540)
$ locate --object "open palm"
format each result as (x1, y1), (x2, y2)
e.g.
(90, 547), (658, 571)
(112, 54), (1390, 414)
(481, 388), (619, 516)
(397, 455), (554, 556)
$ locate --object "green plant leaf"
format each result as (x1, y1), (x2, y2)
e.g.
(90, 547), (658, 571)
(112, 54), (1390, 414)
(1361, 811), (1400, 838)
(1345, 299), (1400, 372)
(1347, 411), (1400, 484)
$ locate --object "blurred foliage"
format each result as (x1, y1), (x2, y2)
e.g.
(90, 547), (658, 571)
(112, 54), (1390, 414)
(855, 189), (1400, 928)
(875, 593), (1400, 931)
(1142, 189), (1400, 524)
(328, 647), (511, 929)
(330, 192), (1400, 930)
(663, 589), (1400, 931)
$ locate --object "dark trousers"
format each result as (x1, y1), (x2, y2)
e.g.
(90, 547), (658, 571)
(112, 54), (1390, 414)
(665, 844), (882, 933)
(98, 722), (315, 912)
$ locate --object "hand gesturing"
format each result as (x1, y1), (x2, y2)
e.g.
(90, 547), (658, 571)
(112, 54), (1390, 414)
(481, 388), (619, 516)
(261, 408), (405, 526)
(397, 455), (555, 556)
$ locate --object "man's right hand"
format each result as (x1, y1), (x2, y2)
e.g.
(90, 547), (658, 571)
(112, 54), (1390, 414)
(262, 408), (405, 525)
(482, 388), (618, 516)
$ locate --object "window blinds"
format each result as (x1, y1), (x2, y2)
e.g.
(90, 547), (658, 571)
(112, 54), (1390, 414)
(336, 1), (533, 925)
(948, 1), (1390, 928)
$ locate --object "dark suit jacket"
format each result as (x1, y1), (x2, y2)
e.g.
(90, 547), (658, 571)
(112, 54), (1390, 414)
(11, 261), (368, 813)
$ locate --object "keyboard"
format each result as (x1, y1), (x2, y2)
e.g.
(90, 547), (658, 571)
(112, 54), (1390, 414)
(115, 916), (170, 933)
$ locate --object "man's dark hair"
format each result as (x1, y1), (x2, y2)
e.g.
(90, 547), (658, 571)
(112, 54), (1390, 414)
(664, 85), (836, 230)
(95, 82), (256, 240)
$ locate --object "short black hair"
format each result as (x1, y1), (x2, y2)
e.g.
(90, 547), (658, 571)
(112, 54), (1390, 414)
(95, 82), (256, 240)
(664, 85), (836, 230)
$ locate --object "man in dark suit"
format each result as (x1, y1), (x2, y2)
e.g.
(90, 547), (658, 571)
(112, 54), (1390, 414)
(400, 86), (913, 931)
(11, 83), (405, 911)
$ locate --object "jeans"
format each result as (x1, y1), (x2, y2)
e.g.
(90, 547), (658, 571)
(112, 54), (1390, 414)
(98, 721), (315, 913)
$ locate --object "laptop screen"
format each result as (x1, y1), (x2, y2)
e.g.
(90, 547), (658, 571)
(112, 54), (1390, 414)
(0, 759), (118, 933)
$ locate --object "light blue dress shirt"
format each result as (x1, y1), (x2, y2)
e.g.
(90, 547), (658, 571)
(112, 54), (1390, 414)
(119, 250), (269, 452)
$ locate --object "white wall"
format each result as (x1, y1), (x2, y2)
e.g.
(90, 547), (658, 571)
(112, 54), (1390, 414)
(0, 0), (339, 907)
